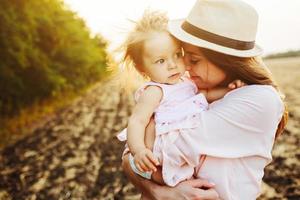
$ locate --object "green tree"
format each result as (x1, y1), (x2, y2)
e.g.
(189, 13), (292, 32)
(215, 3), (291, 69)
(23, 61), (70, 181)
(0, 0), (109, 116)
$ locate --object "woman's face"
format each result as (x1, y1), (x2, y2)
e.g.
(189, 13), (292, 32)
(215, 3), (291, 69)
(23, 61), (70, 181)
(182, 43), (227, 89)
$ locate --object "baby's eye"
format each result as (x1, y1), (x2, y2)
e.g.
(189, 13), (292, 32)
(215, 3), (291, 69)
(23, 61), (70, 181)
(155, 59), (165, 64)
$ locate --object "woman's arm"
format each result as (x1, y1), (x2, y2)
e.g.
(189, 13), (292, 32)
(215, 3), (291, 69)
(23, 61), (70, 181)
(200, 79), (246, 103)
(173, 85), (284, 159)
(123, 118), (220, 200)
(200, 87), (230, 103)
(122, 153), (220, 200)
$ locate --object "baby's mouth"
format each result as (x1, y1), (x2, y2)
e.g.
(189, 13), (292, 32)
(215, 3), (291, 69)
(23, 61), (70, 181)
(169, 73), (180, 79)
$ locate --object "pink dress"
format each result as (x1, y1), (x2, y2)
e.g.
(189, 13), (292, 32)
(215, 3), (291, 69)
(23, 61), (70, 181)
(117, 77), (208, 186)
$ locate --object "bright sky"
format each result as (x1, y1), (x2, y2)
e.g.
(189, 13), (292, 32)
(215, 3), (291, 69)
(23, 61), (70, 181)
(64, 0), (300, 56)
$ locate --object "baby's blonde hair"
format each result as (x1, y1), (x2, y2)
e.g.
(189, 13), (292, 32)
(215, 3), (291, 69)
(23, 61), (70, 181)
(116, 9), (169, 92)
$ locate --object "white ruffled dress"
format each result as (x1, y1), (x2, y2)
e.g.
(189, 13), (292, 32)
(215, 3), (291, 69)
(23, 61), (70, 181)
(117, 77), (208, 186)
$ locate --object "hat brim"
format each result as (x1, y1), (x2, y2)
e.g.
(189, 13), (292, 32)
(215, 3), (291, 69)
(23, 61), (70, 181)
(168, 19), (263, 58)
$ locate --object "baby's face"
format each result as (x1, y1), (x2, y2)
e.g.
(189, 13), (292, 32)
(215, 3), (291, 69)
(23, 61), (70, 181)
(141, 32), (185, 85)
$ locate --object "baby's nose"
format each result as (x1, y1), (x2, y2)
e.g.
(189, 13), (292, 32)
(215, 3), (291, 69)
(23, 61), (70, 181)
(168, 60), (177, 70)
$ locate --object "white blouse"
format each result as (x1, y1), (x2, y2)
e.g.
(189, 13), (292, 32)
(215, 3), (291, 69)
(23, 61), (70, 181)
(173, 85), (284, 199)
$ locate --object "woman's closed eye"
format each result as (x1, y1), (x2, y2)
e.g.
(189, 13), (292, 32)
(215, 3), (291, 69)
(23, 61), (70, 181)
(185, 54), (201, 65)
(189, 58), (200, 65)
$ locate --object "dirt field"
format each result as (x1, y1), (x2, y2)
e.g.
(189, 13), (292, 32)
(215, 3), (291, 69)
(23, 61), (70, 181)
(0, 57), (299, 199)
(258, 57), (300, 199)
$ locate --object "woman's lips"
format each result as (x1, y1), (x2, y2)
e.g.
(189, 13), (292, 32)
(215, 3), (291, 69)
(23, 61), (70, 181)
(190, 76), (199, 80)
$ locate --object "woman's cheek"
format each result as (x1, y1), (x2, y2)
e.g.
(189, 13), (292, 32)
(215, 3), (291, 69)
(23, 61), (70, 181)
(191, 76), (206, 89)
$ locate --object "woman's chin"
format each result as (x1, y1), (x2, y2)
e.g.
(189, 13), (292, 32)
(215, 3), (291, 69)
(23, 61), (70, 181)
(191, 78), (205, 88)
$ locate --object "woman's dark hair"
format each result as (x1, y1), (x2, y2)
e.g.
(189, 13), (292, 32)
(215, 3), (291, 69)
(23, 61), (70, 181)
(200, 48), (288, 138)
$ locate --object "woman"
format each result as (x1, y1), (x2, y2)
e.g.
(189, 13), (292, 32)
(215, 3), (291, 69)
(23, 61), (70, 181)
(122, 0), (288, 199)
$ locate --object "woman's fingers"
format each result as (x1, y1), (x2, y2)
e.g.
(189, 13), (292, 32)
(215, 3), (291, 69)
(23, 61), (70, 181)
(197, 188), (220, 200)
(175, 179), (220, 200)
(236, 80), (244, 87)
(228, 79), (247, 89)
(236, 80), (241, 87)
(228, 82), (236, 89)
(185, 178), (215, 189)
(187, 179), (220, 200)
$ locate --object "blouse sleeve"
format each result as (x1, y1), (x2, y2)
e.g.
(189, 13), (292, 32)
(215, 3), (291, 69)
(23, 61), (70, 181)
(174, 85), (284, 160)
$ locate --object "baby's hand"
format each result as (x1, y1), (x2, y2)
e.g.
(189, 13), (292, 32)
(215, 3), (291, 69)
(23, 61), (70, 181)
(228, 79), (247, 89)
(134, 148), (159, 173)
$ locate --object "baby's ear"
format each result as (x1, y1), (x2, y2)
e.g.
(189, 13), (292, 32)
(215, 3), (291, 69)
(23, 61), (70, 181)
(139, 71), (148, 79)
(139, 70), (145, 75)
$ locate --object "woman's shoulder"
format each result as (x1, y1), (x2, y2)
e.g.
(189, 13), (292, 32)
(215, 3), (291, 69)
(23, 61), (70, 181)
(226, 84), (276, 94)
(207, 85), (284, 141)
(225, 84), (282, 103)
(220, 84), (284, 119)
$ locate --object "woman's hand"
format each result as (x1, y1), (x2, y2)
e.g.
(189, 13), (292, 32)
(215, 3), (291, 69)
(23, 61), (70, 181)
(228, 79), (247, 89)
(122, 153), (220, 200)
(151, 179), (220, 200)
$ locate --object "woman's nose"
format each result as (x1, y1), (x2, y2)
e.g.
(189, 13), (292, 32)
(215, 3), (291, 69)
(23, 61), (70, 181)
(185, 64), (191, 71)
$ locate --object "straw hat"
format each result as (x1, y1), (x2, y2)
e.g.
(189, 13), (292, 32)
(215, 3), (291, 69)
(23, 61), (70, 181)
(168, 0), (263, 57)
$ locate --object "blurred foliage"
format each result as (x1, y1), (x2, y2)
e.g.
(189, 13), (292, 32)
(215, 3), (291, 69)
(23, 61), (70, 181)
(265, 50), (300, 59)
(0, 0), (110, 116)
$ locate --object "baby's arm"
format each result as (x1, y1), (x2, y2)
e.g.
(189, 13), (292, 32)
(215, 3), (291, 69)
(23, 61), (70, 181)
(127, 86), (162, 172)
(144, 117), (165, 185)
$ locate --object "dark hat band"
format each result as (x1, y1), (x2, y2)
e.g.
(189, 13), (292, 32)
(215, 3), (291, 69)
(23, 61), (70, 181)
(181, 21), (255, 50)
